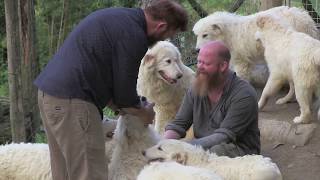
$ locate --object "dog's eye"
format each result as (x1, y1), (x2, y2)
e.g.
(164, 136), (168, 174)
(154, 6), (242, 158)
(166, 59), (171, 64)
(202, 34), (208, 38)
(158, 146), (163, 151)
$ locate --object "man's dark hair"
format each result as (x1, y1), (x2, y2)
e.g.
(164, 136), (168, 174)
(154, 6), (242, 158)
(144, 0), (188, 31)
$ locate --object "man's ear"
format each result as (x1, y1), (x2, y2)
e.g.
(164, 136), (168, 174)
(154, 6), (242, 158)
(219, 61), (229, 72)
(171, 152), (188, 165)
(156, 21), (168, 32)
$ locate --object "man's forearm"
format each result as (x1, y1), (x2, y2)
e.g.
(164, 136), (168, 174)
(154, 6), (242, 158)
(188, 133), (229, 149)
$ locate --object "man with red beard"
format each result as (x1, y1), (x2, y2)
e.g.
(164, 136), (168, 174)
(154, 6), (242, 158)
(164, 41), (260, 157)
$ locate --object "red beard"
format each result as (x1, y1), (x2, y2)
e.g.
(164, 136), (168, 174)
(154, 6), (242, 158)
(192, 71), (221, 97)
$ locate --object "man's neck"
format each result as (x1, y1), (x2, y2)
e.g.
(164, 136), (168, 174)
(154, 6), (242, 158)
(207, 72), (229, 104)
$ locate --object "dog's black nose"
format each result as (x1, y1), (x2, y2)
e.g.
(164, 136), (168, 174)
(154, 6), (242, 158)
(142, 150), (146, 156)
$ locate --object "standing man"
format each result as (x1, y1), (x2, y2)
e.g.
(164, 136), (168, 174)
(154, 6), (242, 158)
(35, 0), (188, 179)
(164, 41), (260, 157)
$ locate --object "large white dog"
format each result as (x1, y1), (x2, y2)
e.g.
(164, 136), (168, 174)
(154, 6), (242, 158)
(255, 15), (320, 124)
(108, 106), (160, 180)
(137, 41), (195, 135)
(193, 6), (319, 97)
(143, 139), (282, 180)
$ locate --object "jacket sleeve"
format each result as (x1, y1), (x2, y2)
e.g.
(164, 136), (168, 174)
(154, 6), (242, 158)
(112, 39), (148, 108)
(165, 89), (194, 138)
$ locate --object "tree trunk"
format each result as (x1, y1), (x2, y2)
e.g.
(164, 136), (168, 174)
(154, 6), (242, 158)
(57, 0), (69, 51)
(260, 0), (282, 11)
(0, 97), (10, 144)
(19, 0), (40, 142)
(49, 16), (55, 57)
(4, 0), (26, 142)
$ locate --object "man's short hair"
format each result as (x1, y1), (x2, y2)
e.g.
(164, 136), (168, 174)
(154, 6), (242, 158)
(144, 0), (188, 31)
(218, 49), (231, 63)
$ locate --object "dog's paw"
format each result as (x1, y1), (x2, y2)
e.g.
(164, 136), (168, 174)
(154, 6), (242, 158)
(293, 116), (310, 124)
(275, 98), (288, 105)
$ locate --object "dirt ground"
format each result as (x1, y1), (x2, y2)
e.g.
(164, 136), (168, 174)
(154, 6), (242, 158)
(257, 89), (320, 180)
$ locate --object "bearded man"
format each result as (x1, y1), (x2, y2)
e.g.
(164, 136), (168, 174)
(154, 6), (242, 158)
(163, 41), (260, 157)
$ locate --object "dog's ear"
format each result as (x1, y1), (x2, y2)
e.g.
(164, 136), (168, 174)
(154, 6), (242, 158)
(256, 16), (272, 29)
(211, 24), (222, 35)
(171, 152), (188, 165)
(142, 54), (155, 67)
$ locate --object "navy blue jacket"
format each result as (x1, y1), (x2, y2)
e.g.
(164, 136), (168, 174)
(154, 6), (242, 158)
(34, 8), (149, 115)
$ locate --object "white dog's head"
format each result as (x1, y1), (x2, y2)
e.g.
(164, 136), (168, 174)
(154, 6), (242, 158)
(255, 15), (292, 41)
(142, 139), (209, 165)
(141, 41), (184, 85)
(193, 12), (237, 50)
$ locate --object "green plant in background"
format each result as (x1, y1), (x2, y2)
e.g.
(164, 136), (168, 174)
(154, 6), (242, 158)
(35, 132), (48, 143)
(103, 107), (117, 119)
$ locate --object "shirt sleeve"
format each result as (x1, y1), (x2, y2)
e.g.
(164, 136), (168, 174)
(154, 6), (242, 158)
(112, 39), (147, 108)
(165, 89), (194, 138)
(215, 92), (258, 142)
(188, 133), (229, 149)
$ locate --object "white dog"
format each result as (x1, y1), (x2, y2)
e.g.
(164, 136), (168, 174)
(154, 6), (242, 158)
(255, 15), (320, 124)
(108, 107), (160, 180)
(137, 41), (195, 135)
(193, 6), (319, 102)
(143, 139), (282, 180)
(137, 162), (223, 180)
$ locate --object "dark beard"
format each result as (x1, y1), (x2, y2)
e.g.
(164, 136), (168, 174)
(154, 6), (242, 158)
(192, 71), (221, 97)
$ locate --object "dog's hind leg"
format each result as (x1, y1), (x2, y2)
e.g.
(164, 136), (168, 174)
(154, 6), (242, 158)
(293, 85), (313, 124)
(258, 74), (284, 110)
(276, 81), (295, 105)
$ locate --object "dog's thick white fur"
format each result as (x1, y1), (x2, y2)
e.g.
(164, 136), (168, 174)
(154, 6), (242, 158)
(137, 41), (195, 134)
(0, 143), (51, 180)
(193, 6), (319, 93)
(143, 139), (282, 180)
(137, 162), (223, 180)
(0, 120), (116, 180)
(108, 112), (160, 180)
(255, 15), (320, 124)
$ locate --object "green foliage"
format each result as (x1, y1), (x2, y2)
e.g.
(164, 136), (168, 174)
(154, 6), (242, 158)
(103, 107), (117, 119)
(35, 131), (48, 143)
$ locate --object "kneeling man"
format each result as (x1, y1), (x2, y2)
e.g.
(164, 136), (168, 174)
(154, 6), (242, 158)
(164, 41), (260, 157)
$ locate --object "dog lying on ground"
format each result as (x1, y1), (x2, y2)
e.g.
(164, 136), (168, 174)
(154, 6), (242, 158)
(143, 139), (282, 180)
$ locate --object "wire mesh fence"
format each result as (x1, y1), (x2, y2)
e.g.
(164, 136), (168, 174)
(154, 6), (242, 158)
(286, 0), (320, 27)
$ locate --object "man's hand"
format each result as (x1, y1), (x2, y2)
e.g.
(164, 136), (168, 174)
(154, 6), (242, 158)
(163, 130), (181, 139)
(122, 101), (155, 125)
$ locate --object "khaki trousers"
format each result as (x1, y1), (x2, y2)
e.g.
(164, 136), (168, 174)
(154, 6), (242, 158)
(38, 90), (107, 180)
